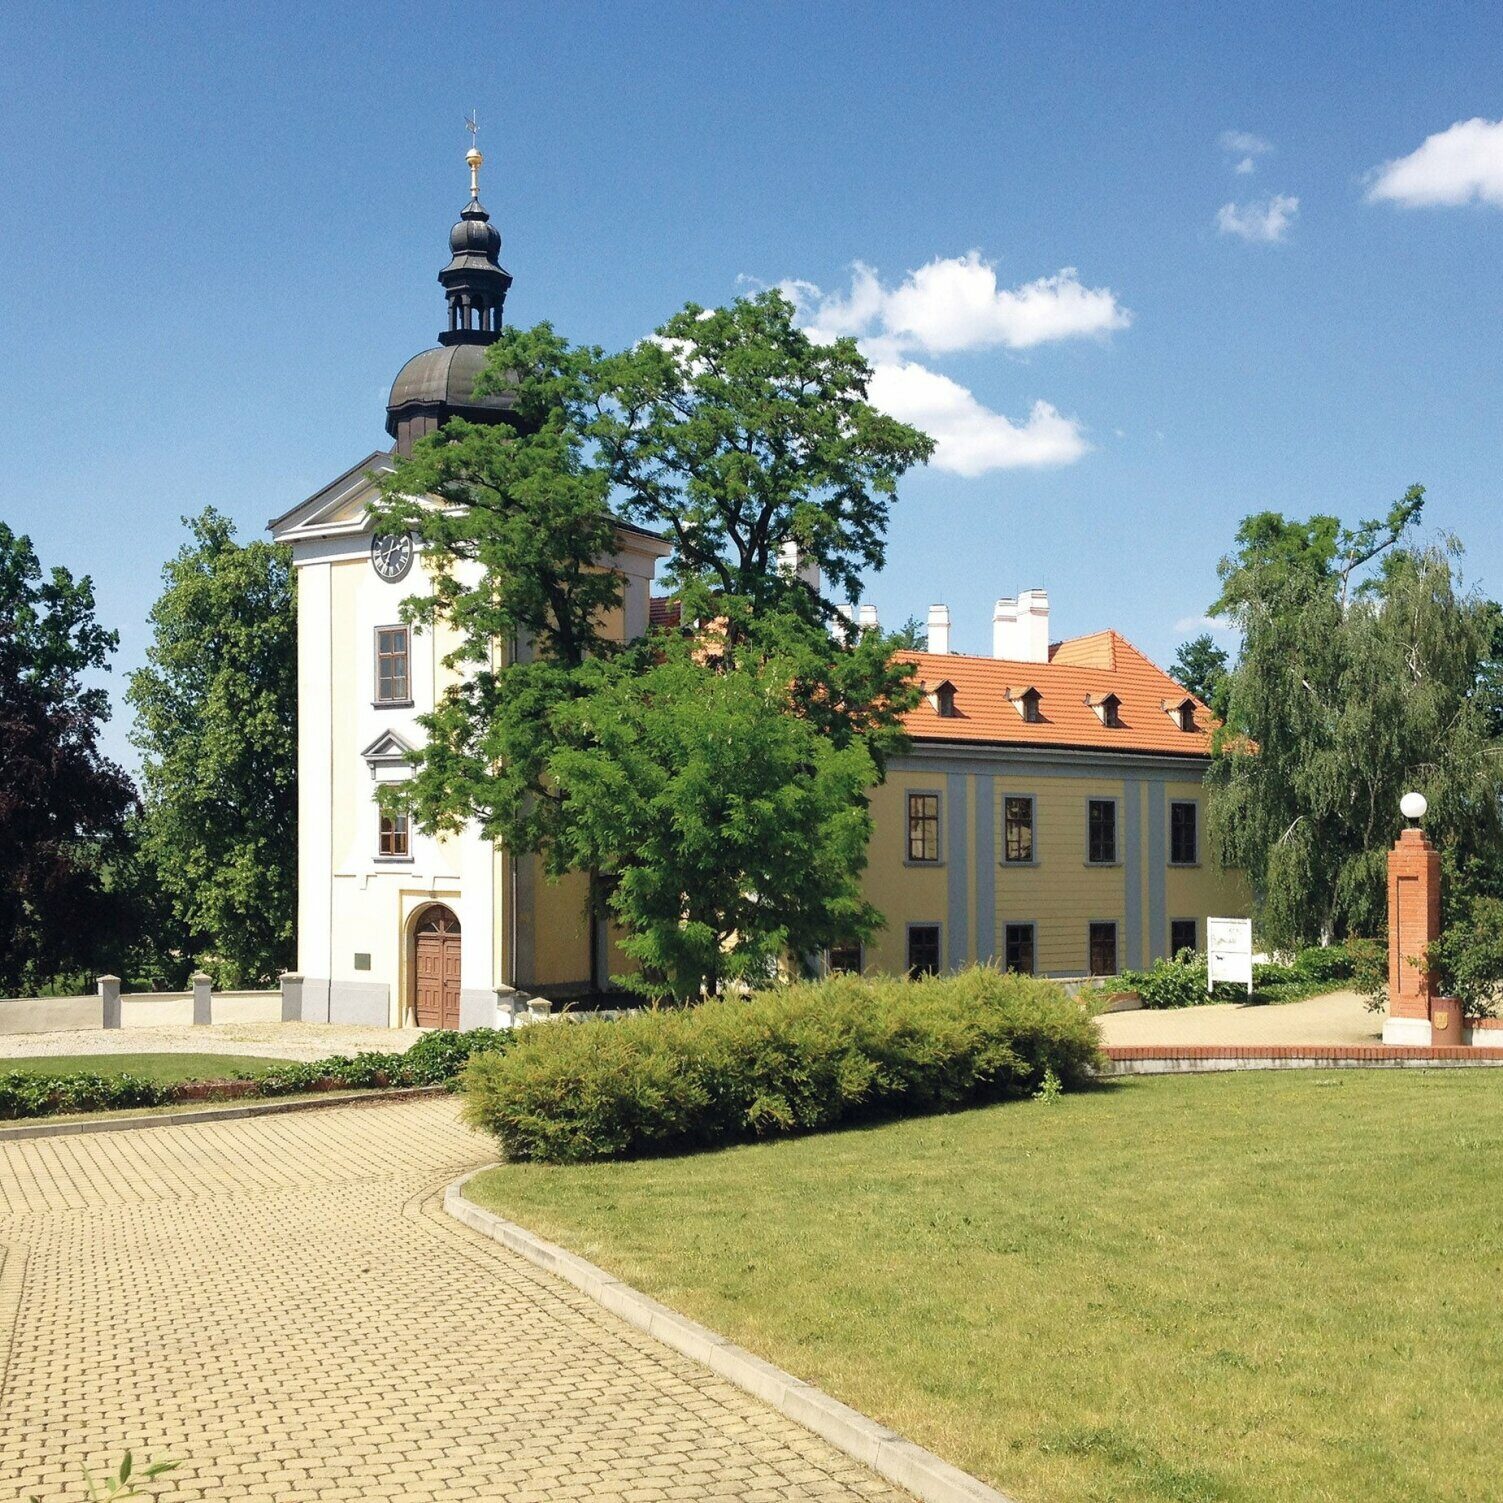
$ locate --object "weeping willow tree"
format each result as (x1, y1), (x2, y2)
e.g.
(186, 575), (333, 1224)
(1206, 486), (1503, 949)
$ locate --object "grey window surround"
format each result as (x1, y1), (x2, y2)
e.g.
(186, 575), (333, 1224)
(1003, 920), (1036, 975)
(1001, 792), (1037, 866)
(1087, 920), (1119, 977)
(1086, 796), (1119, 866)
(906, 922), (942, 976)
(905, 789), (943, 866)
(375, 624), (412, 706)
(1169, 798), (1200, 866)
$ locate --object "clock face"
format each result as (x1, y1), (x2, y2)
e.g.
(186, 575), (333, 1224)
(371, 533), (414, 583)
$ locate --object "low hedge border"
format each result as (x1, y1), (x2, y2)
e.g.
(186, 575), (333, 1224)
(0, 1028), (512, 1123)
(1115, 943), (1359, 1010)
(461, 968), (1104, 1164)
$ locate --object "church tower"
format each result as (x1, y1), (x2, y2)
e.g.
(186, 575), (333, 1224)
(385, 142), (524, 453)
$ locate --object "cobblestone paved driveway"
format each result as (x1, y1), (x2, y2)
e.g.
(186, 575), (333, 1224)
(0, 1098), (906, 1503)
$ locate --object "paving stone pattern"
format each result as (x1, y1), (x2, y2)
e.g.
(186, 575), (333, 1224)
(0, 1097), (907, 1503)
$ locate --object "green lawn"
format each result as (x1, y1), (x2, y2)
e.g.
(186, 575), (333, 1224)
(0, 1053), (294, 1082)
(467, 1071), (1503, 1503)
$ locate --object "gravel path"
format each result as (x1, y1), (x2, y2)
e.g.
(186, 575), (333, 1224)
(1095, 988), (1380, 1048)
(0, 1020), (429, 1062)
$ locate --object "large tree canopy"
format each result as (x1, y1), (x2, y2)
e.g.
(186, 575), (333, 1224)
(369, 292), (933, 999)
(0, 523), (137, 993)
(1206, 487), (1503, 949)
(128, 510), (297, 986)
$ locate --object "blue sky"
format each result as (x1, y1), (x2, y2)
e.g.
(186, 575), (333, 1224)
(3, 1), (1501, 769)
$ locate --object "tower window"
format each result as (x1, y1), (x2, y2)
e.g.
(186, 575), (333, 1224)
(378, 811), (411, 859)
(376, 627), (411, 705)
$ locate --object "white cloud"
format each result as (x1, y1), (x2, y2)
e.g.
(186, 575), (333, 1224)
(1174, 614), (1237, 636)
(867, 362), (1087, 477)
(1367, 117), (1503, 208)
(1216, 193), (1300, 242)
(1220, 131), (1272, 176)
(785, 252), (1130, 358)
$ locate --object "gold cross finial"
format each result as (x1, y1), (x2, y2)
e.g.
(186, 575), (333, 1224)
(464, 111), (482, 195)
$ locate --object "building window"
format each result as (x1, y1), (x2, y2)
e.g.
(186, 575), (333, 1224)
(1170, 919), (1198, 957)
(375, 626), (411, 705)
(1087, 799), (1117, 864)
(1170, 801), (1198, 865)
(378, 810), (410, 858)
(827, 939), (863, 975)
(907, 924), (941, 976)
(907, 792), (941, 863)
(1003, 796), (1034, 864)
(1004, 922), (1035, 975)
(1088, 922), (1118, 977)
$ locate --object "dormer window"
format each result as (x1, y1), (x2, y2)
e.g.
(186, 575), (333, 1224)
(1086, 692), (1122, 728)
(926, 679), (958, 718)
(1006, 686), (1042, 724)
(1163, 696), (1197, 732)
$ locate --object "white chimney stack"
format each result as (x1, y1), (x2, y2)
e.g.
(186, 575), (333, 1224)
(857, 603), (880, 632)
(778, 539), (821, 594)
(993, 588), (1050, 662)
(926, 603), (951, 655)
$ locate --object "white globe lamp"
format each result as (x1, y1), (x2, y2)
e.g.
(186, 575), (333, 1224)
(1400, 791), (1427, 825)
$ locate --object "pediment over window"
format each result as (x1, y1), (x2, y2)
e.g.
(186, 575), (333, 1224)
(361, 730), (417, 778)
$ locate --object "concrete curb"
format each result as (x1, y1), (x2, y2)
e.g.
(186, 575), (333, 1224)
(444, 1168), (1016, 1503)
(0, 1084), (448, 1140)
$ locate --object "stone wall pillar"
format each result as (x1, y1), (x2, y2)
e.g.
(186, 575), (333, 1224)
(98, 974), (122, 1030)
(191, 971), (213, 1026)
(280, 972), (304, 1023)
(1383, 828), (1442, 1045)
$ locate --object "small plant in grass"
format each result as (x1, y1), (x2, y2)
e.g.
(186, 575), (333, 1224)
(30, 1451), (180, 1501)
(1033, 1067), (1063, 1104)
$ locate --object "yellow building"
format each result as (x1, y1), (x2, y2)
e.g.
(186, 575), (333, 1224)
(848, 597), (1247, 980)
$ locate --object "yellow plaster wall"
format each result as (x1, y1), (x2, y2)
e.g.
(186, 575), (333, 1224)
(860, 776), (951, 973)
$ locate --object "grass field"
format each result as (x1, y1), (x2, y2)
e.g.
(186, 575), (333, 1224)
(0, 1053), (295, 1082)
(467, 1071), (1503, 1503)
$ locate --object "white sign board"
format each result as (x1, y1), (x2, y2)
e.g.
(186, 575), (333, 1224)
(1207, 917), (1253, 995)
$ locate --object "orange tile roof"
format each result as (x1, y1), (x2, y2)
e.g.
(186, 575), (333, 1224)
(897, 631), (1213, 756)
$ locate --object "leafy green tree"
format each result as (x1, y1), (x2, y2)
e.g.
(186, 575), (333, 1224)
(0, 523), (137, 993)
(128, 510), (296, 986)
(548, 638), (881, 999)
(1171, 633), (1230, 709)
(1206, 487), (1503, 948)
(889, 615), (927, 651)
(369, 294), (933, 997)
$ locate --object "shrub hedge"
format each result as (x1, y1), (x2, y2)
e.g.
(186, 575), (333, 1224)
(1117, 943), (1356, 1009)
(461, 968), (1103, 1164)
(0, 1028), (512, 1122)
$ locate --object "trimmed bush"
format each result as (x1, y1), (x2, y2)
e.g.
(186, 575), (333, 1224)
(0, 1028), (513, 1122)
(461, 968), (1103, 1163)
(1118, 947), (1353, 1009)
(1292, 942), (1354, 985)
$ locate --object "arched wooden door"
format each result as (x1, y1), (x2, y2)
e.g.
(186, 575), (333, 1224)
(413, 906), (461, 1030)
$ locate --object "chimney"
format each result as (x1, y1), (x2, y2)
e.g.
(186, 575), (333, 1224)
(993, 588), (1049, 662)
(778, 539), (821, 595)
(926, 604), (951, 655)
(857, 603), (879, 632)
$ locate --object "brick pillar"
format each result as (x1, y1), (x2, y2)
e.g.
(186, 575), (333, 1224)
(1382, 828), (1441, 1046)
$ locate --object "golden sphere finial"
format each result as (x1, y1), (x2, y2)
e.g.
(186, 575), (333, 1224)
(466, 147), (483, 168)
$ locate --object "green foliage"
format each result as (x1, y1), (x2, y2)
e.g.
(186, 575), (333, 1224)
(460, 969), (1103, 1163)
(1346, 935), (1389, 1014)
(368, 295), (934, 1001)
(0, 1029), (511, 1122)
(128, 510), (297, 986)
(0, 523), (138, 994)
(1430, 896), (1503, 1017)
(30, 1449), (180, 1501)
(1206, 489), (1503, 948)
(546, 635), (882, 1000)
(1170, 632), (1230, 711)
(1117, 946), (1354, 1008)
